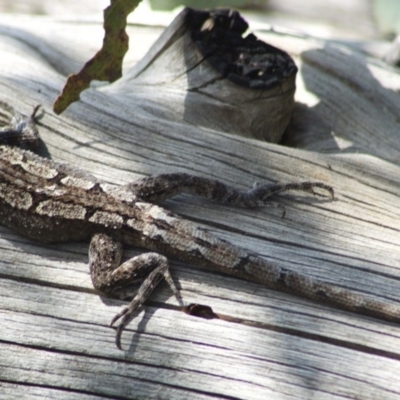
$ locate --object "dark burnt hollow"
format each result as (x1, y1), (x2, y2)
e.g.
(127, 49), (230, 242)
(186, 8), (298, 89)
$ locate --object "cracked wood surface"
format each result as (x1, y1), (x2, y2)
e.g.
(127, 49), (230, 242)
(0, 14), (399, 400)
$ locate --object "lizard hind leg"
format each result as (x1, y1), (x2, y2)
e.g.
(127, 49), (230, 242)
(120, 173), (334, 210)
(89, 233), (181, 350)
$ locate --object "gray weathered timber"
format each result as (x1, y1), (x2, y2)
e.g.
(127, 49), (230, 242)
(261, 31), (400, 164)
(0, 13), (399, 400)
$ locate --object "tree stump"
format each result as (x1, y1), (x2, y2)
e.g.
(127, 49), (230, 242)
(111, 8), (297, 142)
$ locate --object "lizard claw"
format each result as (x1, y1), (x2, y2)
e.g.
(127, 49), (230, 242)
(110, 306), (129, 327)
(111, 299), (142, 350)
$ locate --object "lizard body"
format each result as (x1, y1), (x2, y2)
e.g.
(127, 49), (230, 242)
(0, 103), (397, 349)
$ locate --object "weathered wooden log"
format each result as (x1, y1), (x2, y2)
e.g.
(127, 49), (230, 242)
(0, 10), (400, 400)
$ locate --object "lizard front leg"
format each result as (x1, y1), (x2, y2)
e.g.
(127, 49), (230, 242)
(116, 173), (334, 213)
(89, 233), (181, 349)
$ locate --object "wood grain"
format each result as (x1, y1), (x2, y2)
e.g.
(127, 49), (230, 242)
(0, 13), (399, 400)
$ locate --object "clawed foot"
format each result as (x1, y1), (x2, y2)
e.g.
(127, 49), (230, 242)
(111, 288), (183, 350)
(110, 298), (142, 350)
(109, 259), (181, 350)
